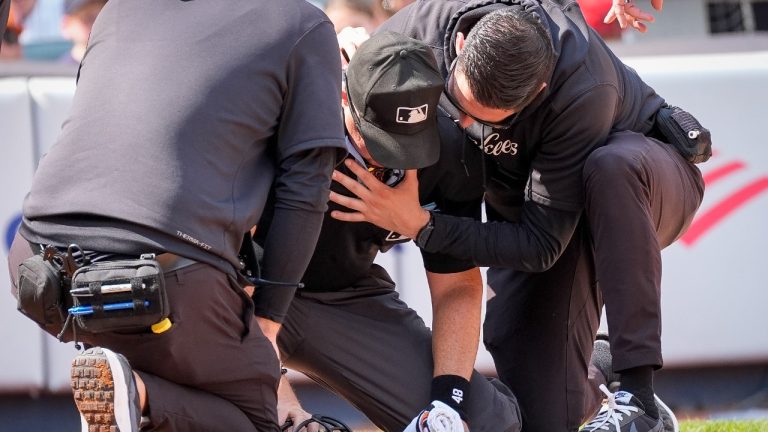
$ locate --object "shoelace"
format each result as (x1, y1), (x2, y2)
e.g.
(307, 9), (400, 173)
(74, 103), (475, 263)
(583, 384), (640, 431)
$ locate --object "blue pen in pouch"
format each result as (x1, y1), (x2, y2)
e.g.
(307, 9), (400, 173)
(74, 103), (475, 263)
(69, 301), (151, 316)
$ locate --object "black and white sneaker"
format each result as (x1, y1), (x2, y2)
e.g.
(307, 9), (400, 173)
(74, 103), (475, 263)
(590, 335), (680, 432)
(654, 393), (680, 432)
(71, 347), (142, 432)
(580, 385), (663, 432)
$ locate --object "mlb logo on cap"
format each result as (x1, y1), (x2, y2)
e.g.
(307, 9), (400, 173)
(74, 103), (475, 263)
(397, 105), (429, 124)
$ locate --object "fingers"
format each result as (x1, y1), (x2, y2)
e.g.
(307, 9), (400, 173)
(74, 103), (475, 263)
(308, 423), (321, 432)
(328, 190), (365, 213)
(329, 159), (390, 223)
(612, 0), (629, 28)
(329, 208), (369, 222)
(604, 0), (657, 30)
(331, 162), (373, 199)
(624, 5), (652, 32)
(341, 158), (387, 192)
(627, 4), (655, 23)
(651, 0), (663, 11)
(288, 412), (316, 432)
(631, 19), (649, 32)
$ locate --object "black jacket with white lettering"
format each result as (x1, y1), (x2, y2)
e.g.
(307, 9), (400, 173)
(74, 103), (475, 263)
(378, 0), (667, 271)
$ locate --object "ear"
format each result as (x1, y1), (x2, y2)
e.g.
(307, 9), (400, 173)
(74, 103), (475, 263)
(539, 82), (547, 92)
(455, 32), (466, 56)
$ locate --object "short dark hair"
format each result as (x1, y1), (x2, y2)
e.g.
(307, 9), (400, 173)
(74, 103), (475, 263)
(457, 8), (555, 110)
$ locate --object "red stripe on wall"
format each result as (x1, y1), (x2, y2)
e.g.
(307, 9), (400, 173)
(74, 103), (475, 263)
(681, 177), (768, 246)
(702, 161), (746, 186)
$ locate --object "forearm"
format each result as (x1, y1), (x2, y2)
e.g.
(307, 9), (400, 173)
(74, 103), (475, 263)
(277, 374), (298, 405)
(422, 203), (581, 272)
(428, 269), (483, 380)
(254, 207), (324, 322)
(276, 367), (315, 428)
(262, 147), (337, 283)
(255, 147), (337, 322)
(425, 269), (483, 425)
(260, 207), (324, 283)
(256, 316), (282, 358)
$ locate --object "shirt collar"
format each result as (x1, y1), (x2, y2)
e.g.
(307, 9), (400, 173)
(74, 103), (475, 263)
(345, 136), (368, 167)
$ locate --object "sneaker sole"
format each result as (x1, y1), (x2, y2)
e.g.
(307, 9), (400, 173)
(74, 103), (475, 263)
(654, 394), (680, 432)
(71, 347), (136, 432)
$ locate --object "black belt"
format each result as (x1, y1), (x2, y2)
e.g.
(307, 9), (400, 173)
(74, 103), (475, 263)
(32, 243), (196, 274)
(153, 253), (197, 273)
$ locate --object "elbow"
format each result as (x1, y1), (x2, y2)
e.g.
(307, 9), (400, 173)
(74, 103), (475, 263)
(273, 190), (331, 213)
(536, 249), (560, 272)
(428, 269), (484, 306)
(517, 241), (564, 273)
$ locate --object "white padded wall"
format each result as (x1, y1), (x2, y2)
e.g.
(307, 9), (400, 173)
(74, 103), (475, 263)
(27, 77), (81, 391)
(0, 78), (46, 391)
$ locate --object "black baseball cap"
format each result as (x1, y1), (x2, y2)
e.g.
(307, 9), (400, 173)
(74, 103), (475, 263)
(346, 31), (444, 169)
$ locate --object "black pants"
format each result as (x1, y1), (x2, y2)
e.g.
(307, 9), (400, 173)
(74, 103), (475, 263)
(8, 233), (281, 432)
(278, 269), (522, 432)
(484, 132), (704, 432)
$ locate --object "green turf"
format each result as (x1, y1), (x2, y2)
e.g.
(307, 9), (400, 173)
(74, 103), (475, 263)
(681, 420), (768, 432)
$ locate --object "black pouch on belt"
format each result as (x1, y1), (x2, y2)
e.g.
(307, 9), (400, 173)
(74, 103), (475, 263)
(653, 104), (713, 164)
(16, 254), (71, 338)
(69, 256), (169, 333)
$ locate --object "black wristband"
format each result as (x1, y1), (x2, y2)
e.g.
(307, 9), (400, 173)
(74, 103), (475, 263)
(414, 211), (435, 248)
(430, 374), (470, 421)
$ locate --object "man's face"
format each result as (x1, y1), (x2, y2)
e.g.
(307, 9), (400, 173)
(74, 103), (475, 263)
(444, 66), (519, 130)
(342, 102), (378, 165)
(342, 71), (385, 167)
(343, 102), (406, 186)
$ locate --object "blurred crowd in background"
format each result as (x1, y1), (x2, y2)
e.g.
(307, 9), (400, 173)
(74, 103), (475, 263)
(0, 0), (622, 65)
(2, 0), (107, 62)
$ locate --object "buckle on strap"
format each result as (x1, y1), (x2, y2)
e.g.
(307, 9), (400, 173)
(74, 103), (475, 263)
(142, 253), (197, 273)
